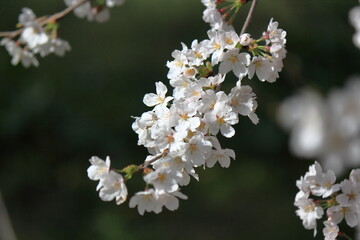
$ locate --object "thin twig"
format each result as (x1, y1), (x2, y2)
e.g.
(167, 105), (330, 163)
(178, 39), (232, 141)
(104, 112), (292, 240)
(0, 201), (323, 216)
(0, 190), (17, 240)
(0, 29), (22, 38)
(140, 148), (169, 169)
(339, 232), (353, 240)
(39, 0), (89, 26)
(0, 0), (90, 39)
(240, 0), (258, 35)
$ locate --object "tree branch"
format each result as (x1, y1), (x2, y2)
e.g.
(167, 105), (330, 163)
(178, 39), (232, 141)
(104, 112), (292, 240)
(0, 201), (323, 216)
(140, 148), (169, 169)
(0, 0), (90, 39)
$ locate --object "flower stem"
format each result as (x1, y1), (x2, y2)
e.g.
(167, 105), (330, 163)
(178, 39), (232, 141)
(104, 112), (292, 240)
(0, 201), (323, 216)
(140, 148), (169, 169)
(240, 0), (258, 35)
(338, 232), (353, 240)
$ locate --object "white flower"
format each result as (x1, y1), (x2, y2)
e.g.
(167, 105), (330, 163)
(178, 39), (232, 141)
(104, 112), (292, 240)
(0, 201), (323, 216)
(202, 7), (222, 30)
(98, 171), (127, 205)
(266, 18), (287, 46)
(157, 191), (187, 212)
(295, 162), (323, 198)
(18, 8), (36, 27)
(1, 38), (39, 67)
(220, 31), (240, 49)
(167, 46), (188, 79)
(64, 0), (93, 21)
(152, 154), (197, 186)
(328, 78), (360, 138)
(353, 31), (360, 49)
(311, 169), (340, 198)
(219, 48), (250, 79)
(336, 179), (360, 206)
(277, 88), (326, 159)
(183, 82), (204, 101)
(143, 167), (181, 193)
(239, 33), (252, 46)
(199, 74), (226, 89)
(327, 204), (359, 227)
(87, 156), (111, 181)
(207, 30), (224, 65)
(129, 189), (161, 215)
(185, 39), (210, 66)
(183, 134), (212, 166)
(201, 0), (216, 8)
(295, 197), (324, 236)
(151, 127), (186, 153)
(247, 56), (273, 82)
(94, 8), (110, 23)
(323, 221), (338, 240)
(228, 83), (258, 124)
(169, 102), (201, 132)
(350, 6), (360, 49)
(21, 27), (49, 49)
(204, 103), (238, 138)
(350, 169), (360, 183)
(198, 90), (228, 114)
(106, 0), (125, 7)
(143, 82), (173, 107)
(34, 38), (71, 57)
(206, 148), (235, 168)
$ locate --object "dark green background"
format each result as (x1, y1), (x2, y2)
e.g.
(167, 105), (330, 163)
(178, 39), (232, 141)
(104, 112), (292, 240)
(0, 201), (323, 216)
(0, 0), (359, 239)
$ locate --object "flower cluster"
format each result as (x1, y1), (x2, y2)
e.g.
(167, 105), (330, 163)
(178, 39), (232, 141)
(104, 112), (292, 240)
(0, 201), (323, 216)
(0, 0), (126, 67)
(65, 0), (125, 22)
(88, 0), (287, 215)
(277, 78), (360, 175)
(201, 0), (287, 83)
(350, 0), (360, 49)
(87, 156), (128, 205)
(1, 8), (71, 67)
(295, 161), (360, 239)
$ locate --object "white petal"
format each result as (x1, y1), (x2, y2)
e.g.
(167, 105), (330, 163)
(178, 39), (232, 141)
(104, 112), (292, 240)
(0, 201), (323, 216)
(220, 124), (235, 138)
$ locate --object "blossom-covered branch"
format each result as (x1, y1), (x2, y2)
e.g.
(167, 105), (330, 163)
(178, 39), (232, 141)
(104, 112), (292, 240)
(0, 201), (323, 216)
(87, 0), (287, 215)
(0, 0), (125, 67)
(0, 0), (89, 39)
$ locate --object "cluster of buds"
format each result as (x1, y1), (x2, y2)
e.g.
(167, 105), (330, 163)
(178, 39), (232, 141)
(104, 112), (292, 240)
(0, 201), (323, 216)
(350, 0), (360, 49)
(0, 0), (125, 67)
(87, 0), (287, 215)
(295, 162), (360, 239)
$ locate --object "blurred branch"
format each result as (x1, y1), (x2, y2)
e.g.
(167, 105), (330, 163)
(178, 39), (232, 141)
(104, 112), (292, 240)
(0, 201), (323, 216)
(0, 0), (90, 38)
(241, 0), (258, 35)
(0, 190), (17, 240)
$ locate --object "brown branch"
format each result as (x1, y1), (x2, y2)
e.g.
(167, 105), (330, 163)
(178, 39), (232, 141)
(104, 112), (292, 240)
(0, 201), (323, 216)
(140, 148), (169, 169)
(240, 0), (258, 35)
(0, 0), (90, 39)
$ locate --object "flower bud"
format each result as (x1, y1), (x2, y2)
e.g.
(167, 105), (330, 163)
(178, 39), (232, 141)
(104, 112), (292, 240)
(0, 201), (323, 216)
(184, 67), (198, 78)
(239, 33), (252, 46)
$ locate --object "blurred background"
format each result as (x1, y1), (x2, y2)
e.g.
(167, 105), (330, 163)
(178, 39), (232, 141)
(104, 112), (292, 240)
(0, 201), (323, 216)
(0, 0), (359, 239)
